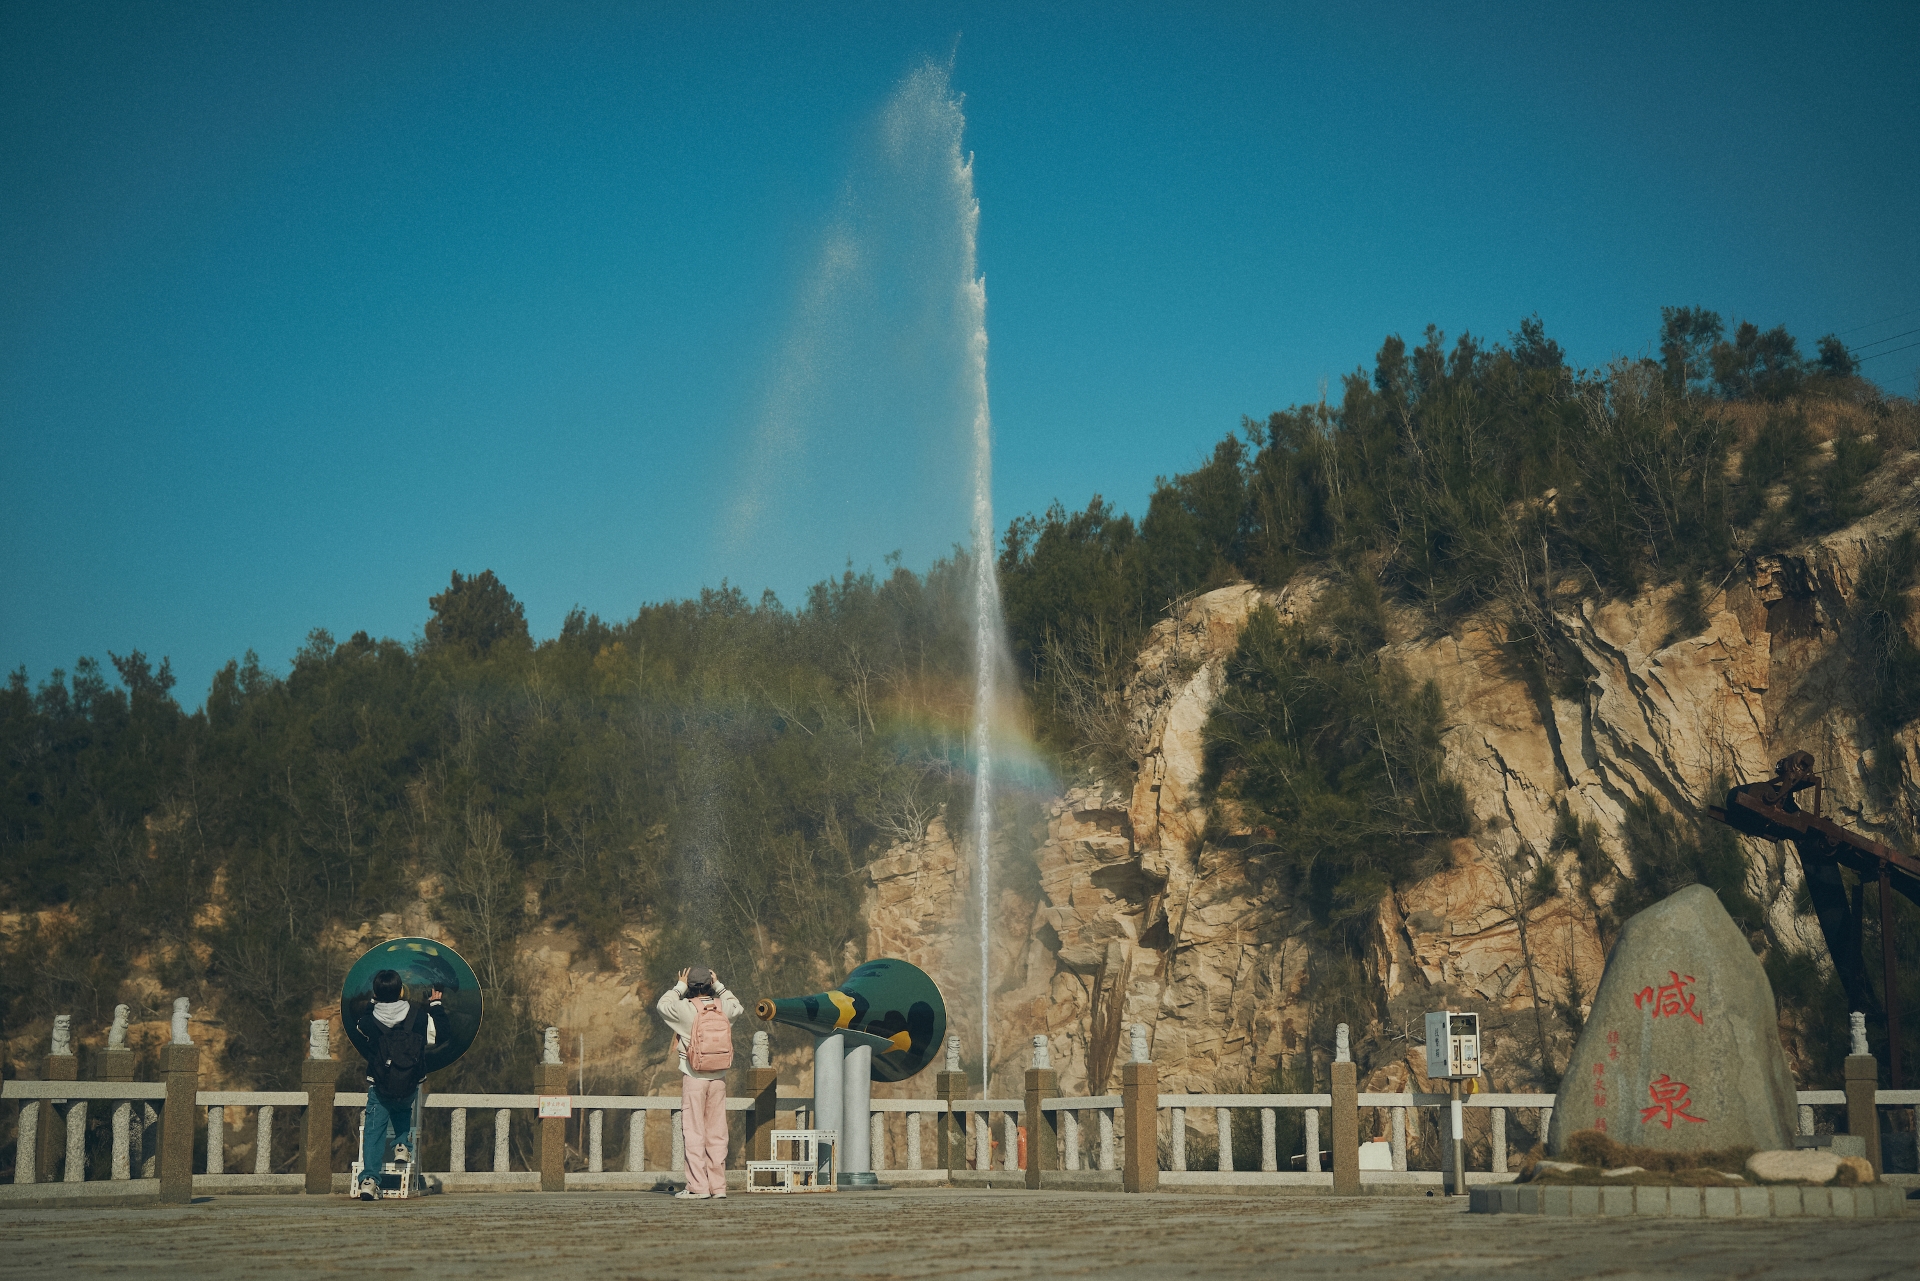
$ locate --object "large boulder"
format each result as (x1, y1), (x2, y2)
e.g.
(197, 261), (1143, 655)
(1547, 884), (1796, 1155)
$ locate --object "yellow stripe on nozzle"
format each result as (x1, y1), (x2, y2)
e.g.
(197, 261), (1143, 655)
(750, 959), (947, 1083)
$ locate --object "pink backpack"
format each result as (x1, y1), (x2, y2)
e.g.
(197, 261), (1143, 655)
(684, 995), (734, 1072)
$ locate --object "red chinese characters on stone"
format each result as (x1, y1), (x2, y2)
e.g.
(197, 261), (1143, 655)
(1633, 971), (1705, 1025)
(1639, 1074), (1707, 1129)
(1606, 1029), (1621, 1061)
(1591, 1061), (1607, 1110)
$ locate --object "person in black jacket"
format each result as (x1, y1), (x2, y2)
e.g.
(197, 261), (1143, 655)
(352, 968), (447, 1200)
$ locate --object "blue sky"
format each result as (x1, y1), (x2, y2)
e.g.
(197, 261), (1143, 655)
(5, 2), (1917, 703)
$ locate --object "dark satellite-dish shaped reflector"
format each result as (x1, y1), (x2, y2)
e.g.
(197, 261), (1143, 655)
(340, 936), (483, 1074)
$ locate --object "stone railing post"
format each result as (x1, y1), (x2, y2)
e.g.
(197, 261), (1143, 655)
(45, 1015), (79, 1183)
(301, 1018), (338, 1195)
(934, 1037), (966, 1177)
(536, 1027), (567, 1192)
(159, 999), (199, 1204)
(1120, 1024), (1157, 1193)
(1024, 1037), (1059, 1189)
(746, 1031), (779, 1162)
(1330, 1022), (1359, 1195)
(100, 1006), (136, 1182)
(1844, 1011), (1883, 1176)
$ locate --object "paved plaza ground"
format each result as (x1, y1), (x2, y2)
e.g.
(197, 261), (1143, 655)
(2, 1188), (1915, 1280)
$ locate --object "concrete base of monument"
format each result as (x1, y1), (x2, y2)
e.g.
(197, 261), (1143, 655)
(1470, 1182), (1909, 1218)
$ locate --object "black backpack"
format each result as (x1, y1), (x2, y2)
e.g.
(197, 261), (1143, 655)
(368, 1006), (425, 1097)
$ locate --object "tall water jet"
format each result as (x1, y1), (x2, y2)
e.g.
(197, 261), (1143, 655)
(957, 153), (997, 1101)
(727, 56), (1009, 1094)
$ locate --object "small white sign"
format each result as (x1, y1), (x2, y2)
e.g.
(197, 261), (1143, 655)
(538, 1095), (573, 1119)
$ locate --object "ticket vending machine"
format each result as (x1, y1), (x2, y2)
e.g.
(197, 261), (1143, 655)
(1424, 1011), (1481, 1197)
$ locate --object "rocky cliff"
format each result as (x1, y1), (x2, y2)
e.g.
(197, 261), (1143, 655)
(860, 503), (1920, 1118)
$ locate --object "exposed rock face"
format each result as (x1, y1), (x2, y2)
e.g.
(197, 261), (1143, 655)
(1546, 885), (1797, 1155)
(859, 507), (1918, 1113)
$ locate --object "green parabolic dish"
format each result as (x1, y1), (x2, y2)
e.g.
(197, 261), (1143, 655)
(340, 936), (483, 1074)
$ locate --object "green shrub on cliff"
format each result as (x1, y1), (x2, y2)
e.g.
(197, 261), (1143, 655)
(1202, 584), (1470, 928)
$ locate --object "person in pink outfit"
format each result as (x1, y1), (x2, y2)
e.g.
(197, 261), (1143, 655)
(656, 965), (742, 1199)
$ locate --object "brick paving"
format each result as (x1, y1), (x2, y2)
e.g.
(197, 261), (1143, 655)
(1, 1188), (1915, 1279)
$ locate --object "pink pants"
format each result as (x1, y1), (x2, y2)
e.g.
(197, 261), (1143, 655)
(680, 1075), (729, 1195)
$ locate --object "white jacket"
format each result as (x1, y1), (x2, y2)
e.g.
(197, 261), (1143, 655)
(656, 980), (744, 1080)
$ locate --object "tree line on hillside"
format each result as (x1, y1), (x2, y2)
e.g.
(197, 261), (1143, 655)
(1000, 308), (1917, 1084)
(2, 308), (1914, 1108)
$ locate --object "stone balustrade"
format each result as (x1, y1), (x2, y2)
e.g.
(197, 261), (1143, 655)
(7, 1012), (1915, 1198)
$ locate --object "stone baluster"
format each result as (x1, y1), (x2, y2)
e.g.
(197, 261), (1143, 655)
(1391, 1105), (1407, 1172)
(1170, 1106), (1186, 1171)
(906, 1112), (922, 1170)
(112, 1102), (133, 1181)
(870, 1111), (886, 1173)
(1798, 1103), (1815, 1137)
(206, 1105), (225, 1175)
(140, 1104), (159, 1178)
(255, 1106), (274, 1176)
(1062, 1109), (1079, 1170)
(14, 1082), (40, 1184)
(494, 1109), (511, 1172)
(1539, 1105), (1552, 1151)
(1491, 1107), (1507, 1174)
(671, 1108), (685, 1172)
(589, 1110), (604, 1173)
(1216, 1107), (1232, 1172)
(628, 1110), (646, 1172)
(974, 1110), (989, 1170)
(1304, 1107), (1321, 1173)
(449, 1108), (466, 1173)
(1001, 1111), (1017, 1172)
(1099, 1108), (1115, 1172)
(1260, 1108), (1277, 1171)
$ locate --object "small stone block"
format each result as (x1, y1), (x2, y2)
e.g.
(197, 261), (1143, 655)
(1633, 1185), (1668, 1216)
(1667, 1185), (1702, 1217)
(1515, 1185), (1541, 1214)
(1737, 1186), (1771, 1217)
(1468, 1188), (1489, 1213)
(1703, 1186), (1738, 1218)
(1770, 1185), (1802, 1217)
(1568, 1186), (1599, 1216)
(1830, 1187), (1858, 1219)
(1872, 1185), (1901, 1217)
(1601, 1185), (1634, 1216)
(1800, 1186), (1832, 1217)
(1496, 1185), (1519, 1214)
(1541, 1187), (1572, 1217)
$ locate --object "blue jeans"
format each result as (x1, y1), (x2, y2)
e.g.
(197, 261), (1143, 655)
(362, 1088), (417, 1178)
